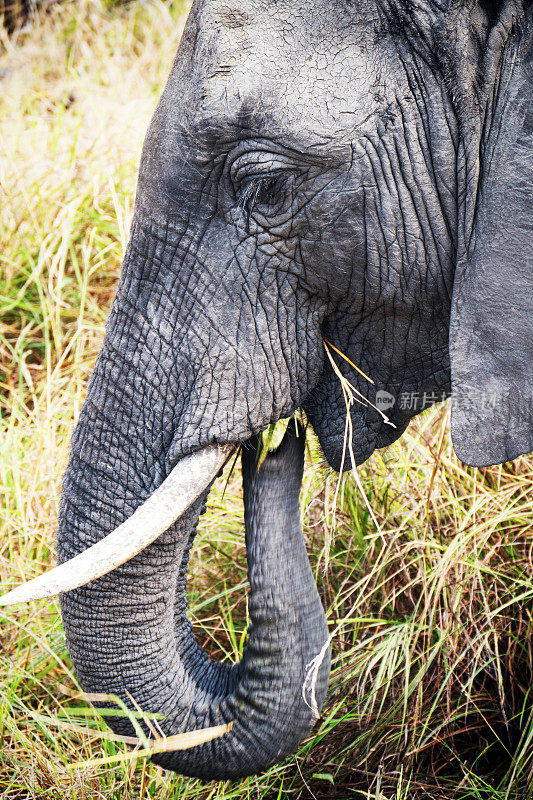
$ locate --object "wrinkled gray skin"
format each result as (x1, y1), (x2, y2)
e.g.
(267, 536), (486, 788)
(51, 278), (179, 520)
(58, 0), (532, 781)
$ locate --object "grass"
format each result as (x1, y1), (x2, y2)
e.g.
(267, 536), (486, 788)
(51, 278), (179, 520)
(1, 1), (533, 797)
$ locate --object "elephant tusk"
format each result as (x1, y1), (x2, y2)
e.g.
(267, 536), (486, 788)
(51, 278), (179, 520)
(0, 443), (234, 606)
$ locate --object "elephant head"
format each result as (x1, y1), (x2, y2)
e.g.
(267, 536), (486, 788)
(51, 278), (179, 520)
(3, 0), (531, 781)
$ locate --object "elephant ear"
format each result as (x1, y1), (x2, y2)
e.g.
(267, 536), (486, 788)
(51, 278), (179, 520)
(449, 1), (533, 467)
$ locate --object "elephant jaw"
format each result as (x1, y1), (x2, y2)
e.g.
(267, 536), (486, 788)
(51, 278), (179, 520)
(0, 443), (233, 606)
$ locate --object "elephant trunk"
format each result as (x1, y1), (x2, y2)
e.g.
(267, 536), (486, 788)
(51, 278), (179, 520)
(58, 423), (330, 780)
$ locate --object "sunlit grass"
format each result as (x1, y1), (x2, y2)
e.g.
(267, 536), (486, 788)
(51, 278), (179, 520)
(1, 2), (533, 798)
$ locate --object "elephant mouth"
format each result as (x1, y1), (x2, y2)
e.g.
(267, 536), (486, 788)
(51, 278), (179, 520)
(0, 399), (409, 606)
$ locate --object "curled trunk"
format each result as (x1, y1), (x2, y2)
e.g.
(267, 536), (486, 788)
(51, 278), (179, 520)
(59, 423), (330, 780)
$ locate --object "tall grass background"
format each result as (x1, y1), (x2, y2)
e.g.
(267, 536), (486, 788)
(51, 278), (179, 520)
(1, 2), (533, 797)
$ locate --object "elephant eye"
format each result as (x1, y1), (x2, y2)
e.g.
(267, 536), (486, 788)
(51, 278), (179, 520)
(238, 174), (281, 215)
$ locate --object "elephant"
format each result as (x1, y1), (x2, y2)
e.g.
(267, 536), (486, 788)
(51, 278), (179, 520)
(2, 0), (532, 782)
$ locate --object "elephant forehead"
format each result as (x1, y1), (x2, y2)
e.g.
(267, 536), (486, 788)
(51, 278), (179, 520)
(186, 0), (386, 148)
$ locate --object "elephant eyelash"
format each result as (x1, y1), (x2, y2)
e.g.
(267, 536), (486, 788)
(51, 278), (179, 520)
(238, 175), (281, 215)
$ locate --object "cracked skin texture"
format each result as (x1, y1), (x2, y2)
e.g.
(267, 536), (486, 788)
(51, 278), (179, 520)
(57, 0), (533, 780)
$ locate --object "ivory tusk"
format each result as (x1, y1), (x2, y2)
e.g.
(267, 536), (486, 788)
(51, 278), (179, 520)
(0, 443), (234, 606)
